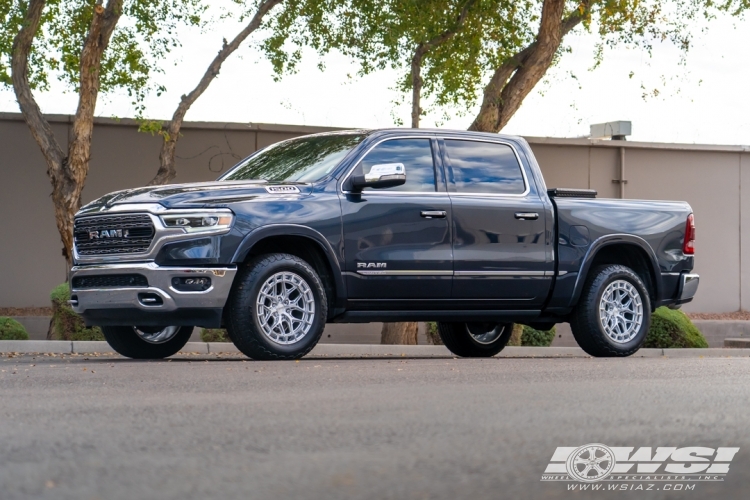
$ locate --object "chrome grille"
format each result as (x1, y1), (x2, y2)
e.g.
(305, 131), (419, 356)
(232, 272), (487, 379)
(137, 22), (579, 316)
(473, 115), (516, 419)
(74, 214), (155, 256)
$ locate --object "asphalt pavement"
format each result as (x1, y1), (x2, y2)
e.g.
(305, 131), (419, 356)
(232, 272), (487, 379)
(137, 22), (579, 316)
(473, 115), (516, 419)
(1, 353), (749, 500)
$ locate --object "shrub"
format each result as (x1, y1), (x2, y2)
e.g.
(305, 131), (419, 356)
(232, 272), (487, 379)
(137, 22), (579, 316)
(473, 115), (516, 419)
(50, 283), (104, 341)
(425, 322), (442, 345)
(0, 317), (29, 340)
(508, 324), (556, 347)
(201, 328), (231, 342)
(521, 325), (556, 346)
(644, 307), (708, 348)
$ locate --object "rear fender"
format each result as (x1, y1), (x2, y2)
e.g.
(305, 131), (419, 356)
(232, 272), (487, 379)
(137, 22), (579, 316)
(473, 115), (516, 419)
(569, 234), (661, 308)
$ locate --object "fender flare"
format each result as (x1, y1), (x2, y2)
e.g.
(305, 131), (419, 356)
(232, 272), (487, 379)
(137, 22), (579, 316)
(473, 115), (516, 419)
(569, 234), (661, 308)
(231, 224), (346, 305)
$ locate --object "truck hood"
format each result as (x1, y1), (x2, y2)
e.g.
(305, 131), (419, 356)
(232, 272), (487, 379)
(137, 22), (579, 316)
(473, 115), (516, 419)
(79, 181), (313, 213)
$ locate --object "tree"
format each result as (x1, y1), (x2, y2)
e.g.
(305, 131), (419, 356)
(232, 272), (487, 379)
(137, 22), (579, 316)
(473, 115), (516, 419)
(147, 0), (285, 186)
(2, 0), (204, 268)
(267, 0), (747, 131)
(263, 0), (526, 128)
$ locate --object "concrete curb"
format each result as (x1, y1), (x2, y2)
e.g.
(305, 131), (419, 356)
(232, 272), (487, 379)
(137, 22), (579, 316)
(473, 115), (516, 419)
(2, 340), (750, 358)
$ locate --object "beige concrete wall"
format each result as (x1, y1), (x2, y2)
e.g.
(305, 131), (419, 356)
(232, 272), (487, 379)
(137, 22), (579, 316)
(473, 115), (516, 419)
(1, 113), (747, 312)
(528, 138), (750, 313)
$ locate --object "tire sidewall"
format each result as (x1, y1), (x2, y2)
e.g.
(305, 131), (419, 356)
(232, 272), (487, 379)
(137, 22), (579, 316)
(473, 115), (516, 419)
(241, 258), (326, 357)
(590, 268), (651, 353)
(102, 325), (193, 359)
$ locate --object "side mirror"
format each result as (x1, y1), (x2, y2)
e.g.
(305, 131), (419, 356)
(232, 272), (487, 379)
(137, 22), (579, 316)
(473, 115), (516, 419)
(351, 163), (406, 192)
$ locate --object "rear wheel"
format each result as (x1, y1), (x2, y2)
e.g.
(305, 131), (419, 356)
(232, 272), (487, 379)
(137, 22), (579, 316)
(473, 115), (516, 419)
(570, 264), (651, 357)
(101, 325), (193, 359)
(437, 322), (513, 357)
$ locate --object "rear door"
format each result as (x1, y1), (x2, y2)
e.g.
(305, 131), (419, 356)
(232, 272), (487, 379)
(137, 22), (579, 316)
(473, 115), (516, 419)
(340, 137), (453, 308)
(442, 138), (552, 307)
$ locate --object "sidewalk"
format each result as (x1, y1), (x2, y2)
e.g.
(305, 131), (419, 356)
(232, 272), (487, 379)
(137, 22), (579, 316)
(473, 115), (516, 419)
(2, 340), (750, 358)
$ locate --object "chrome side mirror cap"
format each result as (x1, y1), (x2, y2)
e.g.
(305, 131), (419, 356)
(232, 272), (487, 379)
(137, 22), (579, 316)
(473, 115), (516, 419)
(351, 163), (406, 192)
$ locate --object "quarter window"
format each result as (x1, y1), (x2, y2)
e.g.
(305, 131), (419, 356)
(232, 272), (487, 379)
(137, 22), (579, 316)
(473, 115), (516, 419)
(354, 138), (437, 192)
(444, 140), (525, 194)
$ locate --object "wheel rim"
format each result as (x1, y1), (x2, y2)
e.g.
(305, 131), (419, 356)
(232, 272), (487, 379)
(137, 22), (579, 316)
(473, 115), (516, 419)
(465, 322), (505, 345)
(256, 271), (315, 345)
(598, 279), (643, 344)
(133, 326), (180, 344)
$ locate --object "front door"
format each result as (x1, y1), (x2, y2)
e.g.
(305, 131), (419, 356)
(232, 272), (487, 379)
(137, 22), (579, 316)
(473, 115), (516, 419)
(442, 138), (552, 307)
(341, 137), (452, 309)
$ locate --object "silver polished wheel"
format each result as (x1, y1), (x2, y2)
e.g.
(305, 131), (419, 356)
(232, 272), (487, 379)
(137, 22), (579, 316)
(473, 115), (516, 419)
(256, 271), (316, 345)
(465, 322), (505, 345)
(132, 325), (181, 344)
(598, 279), (643, 344)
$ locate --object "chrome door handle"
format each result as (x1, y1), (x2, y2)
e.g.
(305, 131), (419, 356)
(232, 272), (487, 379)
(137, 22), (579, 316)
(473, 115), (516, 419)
(514, 212), (539, 220)
(421, 210), (447, 219)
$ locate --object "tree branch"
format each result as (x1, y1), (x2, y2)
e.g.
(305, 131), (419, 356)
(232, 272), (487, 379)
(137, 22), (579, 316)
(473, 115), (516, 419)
(11, 0), (65, 174)
(468, 0), (592, 132)
(150, 0), (285, 185)
(68, 0), (123, 185)
(411, 0), (476, 128)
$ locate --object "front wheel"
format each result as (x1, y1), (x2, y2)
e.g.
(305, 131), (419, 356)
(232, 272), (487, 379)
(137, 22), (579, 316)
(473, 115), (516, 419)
(225, 253), (328, 360)
(101, 325), (193, 359)
(570, 264), (651, 357)
(437, 322), (513, 357)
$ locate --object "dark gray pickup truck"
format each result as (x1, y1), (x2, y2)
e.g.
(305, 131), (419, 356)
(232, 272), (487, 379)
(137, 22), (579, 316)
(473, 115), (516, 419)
(69, 129), (698, 359)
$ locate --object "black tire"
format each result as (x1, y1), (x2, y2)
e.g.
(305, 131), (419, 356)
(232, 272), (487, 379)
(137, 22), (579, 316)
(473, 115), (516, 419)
(226, 253), (328, 360)
(101, 325), (193, 359)
(570, 264), (651, 357)
(437, 322), (513, 357)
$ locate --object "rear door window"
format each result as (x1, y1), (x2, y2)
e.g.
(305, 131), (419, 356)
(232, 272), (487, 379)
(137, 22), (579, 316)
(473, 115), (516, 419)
(444, 140), (526, 194)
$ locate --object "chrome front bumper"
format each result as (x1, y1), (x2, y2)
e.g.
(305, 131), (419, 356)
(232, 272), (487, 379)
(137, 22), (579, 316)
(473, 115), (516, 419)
(69, 263), (237, 314)
(676, 273), (699, 304)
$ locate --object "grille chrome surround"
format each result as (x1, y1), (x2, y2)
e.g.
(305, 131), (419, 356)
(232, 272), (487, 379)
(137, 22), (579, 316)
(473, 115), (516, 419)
(72, 207), (234, 265)
(71, 274), (148, 289)
(74, 214), (155, 256)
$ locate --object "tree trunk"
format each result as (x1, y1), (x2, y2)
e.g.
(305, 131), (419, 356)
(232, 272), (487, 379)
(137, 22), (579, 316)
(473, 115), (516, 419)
(11, 0), (123, 268)
(410, 47), (426, 128)
(468, 0), (590, 133)
(380, 322), (419, 345)
(149, 0), (284, 185)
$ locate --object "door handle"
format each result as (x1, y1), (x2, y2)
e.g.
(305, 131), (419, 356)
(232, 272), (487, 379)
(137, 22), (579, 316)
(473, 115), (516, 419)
(421, 210), (447, 219)
(514, 212), (539, 220)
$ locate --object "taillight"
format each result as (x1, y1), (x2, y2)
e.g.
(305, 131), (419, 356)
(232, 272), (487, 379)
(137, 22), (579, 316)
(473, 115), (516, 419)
(683, 213), (695, 255)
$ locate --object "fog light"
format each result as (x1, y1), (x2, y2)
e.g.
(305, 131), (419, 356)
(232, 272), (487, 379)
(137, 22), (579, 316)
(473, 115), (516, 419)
(171, 277), (212, 291)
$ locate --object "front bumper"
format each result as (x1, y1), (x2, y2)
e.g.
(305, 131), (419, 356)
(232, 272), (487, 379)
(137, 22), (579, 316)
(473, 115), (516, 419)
(675, 273), (699, 305)
(69, 263), (237, 327)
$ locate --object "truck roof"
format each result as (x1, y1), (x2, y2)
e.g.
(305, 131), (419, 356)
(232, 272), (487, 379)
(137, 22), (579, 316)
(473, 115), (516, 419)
(306, 127), (523, 143)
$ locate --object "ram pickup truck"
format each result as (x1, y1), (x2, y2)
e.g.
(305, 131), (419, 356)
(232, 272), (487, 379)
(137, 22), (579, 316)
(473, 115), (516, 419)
(69, 129), (699, 360)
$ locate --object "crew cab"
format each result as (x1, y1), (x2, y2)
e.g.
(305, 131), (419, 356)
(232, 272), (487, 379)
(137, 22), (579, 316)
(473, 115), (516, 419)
(69, 129), (699, 359)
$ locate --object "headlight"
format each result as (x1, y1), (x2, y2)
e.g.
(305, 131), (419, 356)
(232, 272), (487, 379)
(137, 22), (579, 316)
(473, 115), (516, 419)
(160, 212), (234, 233)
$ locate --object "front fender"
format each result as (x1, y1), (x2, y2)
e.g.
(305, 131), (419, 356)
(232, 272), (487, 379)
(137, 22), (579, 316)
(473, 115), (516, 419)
(231, 224), (347, 307)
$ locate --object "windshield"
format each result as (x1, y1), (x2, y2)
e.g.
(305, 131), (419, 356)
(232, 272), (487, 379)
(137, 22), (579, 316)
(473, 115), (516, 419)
(222, 133), (366, 183)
